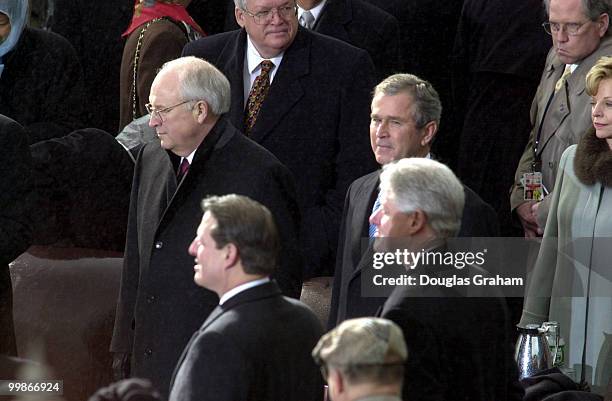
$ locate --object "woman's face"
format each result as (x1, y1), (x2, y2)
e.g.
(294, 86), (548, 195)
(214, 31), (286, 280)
(0, 12), (10, 43)
(591, 78), (612, 150)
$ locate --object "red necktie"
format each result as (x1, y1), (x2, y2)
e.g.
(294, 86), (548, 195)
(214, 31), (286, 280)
(177, 158), (190, 182)
(244, 60), (274, 134)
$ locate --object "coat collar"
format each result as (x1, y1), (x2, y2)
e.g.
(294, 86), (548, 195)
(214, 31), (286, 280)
(574, 128), (612, 186)
(198, 280), (282, 331)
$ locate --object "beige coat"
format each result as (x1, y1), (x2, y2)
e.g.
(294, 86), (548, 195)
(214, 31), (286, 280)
(510, 36), (612, 228)
(520, 137), (612, 394)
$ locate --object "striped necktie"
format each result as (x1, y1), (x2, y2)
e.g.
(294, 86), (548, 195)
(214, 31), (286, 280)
(368, 192), (382, 237)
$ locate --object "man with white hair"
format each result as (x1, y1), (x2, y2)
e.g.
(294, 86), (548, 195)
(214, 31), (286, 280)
(374, 158), (522, 401)
(111, 56), (302, 396)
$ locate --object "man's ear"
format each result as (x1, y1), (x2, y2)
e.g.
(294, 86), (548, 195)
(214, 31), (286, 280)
(420, 120), (438, 147)
(235, 6), (246, 28)
(597, 12), (609, 37)
(406, 209), (428, 235)
(193, 100), (209, 123)
(223, 243), (240, 269)
(328, 368), (345, 399)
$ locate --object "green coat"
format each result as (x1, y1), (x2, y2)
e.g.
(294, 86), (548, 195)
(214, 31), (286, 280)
(520, 139), (612, 394)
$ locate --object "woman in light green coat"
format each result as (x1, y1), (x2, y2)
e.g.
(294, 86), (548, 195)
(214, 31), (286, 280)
(520, 56), (612, 395)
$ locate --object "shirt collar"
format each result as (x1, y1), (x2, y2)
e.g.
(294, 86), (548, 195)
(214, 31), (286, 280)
(297, 0), (327, 22)
(184, 149), (196, 164)
(246, 35), (284, 74)
(219, 277), (270, 305)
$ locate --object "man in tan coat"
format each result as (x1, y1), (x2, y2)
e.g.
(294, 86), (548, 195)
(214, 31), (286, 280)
(510, 0), (612, 237)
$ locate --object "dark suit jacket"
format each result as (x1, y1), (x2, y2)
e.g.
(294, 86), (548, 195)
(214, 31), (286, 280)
(183, 27), (377, 277)
(328, 169), (499, 327)
(168, 281), (324, 401)
(0, 115), (32, 356)
(314, 0), (401, 81)
(381, 252), (522, 401)
(223, 0), (401, 81)
(111, 118), (302, 396)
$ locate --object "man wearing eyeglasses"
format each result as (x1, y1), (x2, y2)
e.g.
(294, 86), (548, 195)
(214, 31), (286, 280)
(110, 56), (303, 397)
(511, 0), (612, 237)
(183, 0), (377, 286)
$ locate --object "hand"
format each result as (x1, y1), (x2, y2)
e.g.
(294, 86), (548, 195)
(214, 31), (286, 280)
(111, 352), (131, 381)
(516, 201), (542, 238)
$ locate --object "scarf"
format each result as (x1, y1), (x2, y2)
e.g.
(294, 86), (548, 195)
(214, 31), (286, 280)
(122, 0), (205, 37)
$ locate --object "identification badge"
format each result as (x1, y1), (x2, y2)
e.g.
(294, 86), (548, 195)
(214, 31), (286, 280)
(522, 172), (544, 201)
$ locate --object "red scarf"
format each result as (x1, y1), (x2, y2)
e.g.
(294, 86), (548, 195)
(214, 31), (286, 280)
(122, 0), (205, 37)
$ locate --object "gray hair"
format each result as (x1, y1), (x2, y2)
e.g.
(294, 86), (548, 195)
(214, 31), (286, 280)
(543, 0), (612, 34)
(159, 56), (231, 116)
(373, 73), (442, 129)
(379, 158), (464, 238)
(234, 0), (247, 10)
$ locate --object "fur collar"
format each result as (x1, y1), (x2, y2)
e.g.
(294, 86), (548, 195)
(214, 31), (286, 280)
(574, 128), (612, 186)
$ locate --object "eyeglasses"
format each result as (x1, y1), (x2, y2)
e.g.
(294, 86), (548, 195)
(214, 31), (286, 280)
(146, 100), (194, 122)
(542, 20), (591, 36)
(241, 5), (297, 25)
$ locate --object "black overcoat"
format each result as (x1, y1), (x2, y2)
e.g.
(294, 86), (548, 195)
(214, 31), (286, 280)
(111, 118), (302, 396)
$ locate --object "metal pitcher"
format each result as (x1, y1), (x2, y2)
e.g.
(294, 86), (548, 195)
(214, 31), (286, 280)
(515, 324), (553, 379)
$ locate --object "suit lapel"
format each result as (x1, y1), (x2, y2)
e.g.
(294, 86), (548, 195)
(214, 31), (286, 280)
(171, 282), (281, 388)
(351, 171), (380, 246)
(155, 120), (225, 235)
(536, 60), (570, 155)
(248, 28), (310, 143)
(345, 172), (380, 310)
(220, 30), (247, 129)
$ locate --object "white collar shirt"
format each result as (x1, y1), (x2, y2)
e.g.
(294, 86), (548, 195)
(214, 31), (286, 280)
(243, 36), (284, 104)
(219, 277), (271, 305)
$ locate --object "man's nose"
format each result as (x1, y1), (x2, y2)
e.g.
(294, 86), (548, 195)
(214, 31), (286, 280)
(376, 121), (388, 137)
(269, 8), (283, 24)
(188, 237), (197, 256)
(554, 27), (569, 42)
(148, 112), (162, 127)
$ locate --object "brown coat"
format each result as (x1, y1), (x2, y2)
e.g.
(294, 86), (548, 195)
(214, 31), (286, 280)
(118, 19), (188, 132)
(510, 35), (612, 227)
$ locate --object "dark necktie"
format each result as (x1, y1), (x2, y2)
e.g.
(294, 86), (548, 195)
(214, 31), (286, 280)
(177, 158), (190, 182)
(244, 60), (274, 134)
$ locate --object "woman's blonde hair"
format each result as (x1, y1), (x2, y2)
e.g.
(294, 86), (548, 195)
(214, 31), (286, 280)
(586, 56), (612, 96)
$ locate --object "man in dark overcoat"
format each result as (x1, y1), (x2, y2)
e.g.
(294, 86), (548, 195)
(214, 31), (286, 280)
(110, 56), (302, 397)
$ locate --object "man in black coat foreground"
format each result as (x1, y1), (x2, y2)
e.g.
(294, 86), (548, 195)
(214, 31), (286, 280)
(169, 195), (323, 401)
(111, 56), (303, 397)
(372, 158), (522, 401)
